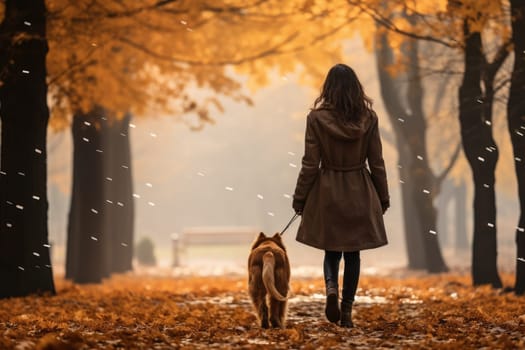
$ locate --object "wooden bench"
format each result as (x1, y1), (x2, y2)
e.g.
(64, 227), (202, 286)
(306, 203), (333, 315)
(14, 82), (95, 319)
(171, 226), (259, 266)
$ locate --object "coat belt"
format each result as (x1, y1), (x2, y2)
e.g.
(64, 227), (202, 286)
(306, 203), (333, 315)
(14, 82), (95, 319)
(321, 163), (366, 172)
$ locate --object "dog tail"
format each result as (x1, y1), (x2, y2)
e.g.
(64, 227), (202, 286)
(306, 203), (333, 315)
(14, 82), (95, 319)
(262, 251), (287, 301)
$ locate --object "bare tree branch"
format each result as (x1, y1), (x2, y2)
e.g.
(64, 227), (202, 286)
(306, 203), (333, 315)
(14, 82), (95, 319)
(347, 0), (460, 48)
(486, 38), (512, 82)
(113, 14), (359, 67)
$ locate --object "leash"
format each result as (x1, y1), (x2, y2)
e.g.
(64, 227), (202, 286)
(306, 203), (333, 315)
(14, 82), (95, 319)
(280, 213), (300, 235)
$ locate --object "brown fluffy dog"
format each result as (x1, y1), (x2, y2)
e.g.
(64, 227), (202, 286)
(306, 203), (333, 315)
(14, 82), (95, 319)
(248, 232), (291, 329)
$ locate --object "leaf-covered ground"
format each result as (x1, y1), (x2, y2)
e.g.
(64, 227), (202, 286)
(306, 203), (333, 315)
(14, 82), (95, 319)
(1, 272), (524, 349)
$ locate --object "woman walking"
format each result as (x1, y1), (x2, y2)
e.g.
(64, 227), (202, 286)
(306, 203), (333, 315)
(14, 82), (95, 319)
(292, 63), (390, 328)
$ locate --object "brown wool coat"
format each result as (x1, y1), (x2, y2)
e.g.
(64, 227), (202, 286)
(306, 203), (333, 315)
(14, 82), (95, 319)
(293, 108), (389, 252)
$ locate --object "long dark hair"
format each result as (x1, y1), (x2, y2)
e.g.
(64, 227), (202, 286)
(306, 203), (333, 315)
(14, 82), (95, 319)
(313, 63), (373, 122)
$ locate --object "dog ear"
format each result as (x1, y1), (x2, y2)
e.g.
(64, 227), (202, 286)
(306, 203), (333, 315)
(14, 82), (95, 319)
(251, 232), (266, 249)
(271, 233), (286, 250)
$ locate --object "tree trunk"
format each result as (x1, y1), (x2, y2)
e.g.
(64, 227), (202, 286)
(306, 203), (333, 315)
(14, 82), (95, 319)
(66, 108), (109, 284)
(437, 180), (454, 247)
(405, 38), (448, 272)
(375, 31), (448, 272)
(458, 22), (502, 288)
(66, 109), (134, 283)
(508, 0), (525, 295)
(455, 180), (468, 251)
(103, 114), (134, 273)
(0, 0), (55, 298)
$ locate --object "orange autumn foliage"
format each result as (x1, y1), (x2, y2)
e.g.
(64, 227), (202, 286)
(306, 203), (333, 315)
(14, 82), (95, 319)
(0, 273), (523, 349)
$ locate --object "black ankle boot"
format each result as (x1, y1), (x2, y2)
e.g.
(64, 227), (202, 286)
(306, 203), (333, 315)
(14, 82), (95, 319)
(340, 301), (353, 328)
(325, 283), (340, 323)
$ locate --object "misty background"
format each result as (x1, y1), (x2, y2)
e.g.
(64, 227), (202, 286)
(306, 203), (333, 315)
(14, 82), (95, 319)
(45, 39), (520, 274)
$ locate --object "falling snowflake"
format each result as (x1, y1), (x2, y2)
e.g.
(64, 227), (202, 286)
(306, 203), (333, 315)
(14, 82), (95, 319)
(91, 208), (99, 214)
(121, 243), (128, 247)
(398, 118), (405, 123)
(180, 20), (187, 25)
(22, 70), (30, 74)
(518, 257), (525, 263)
(197, 172), (205, 177)
(478, 156), (485, 162)
(517, 131), (524, 137)
(150, 132), (157, 138)
(18, 172), (25, 176)
(288, 151), (296, 156)
(129, 123), (136, 128)
(33, 252), (40, 257)
(84, 121), (91, 126)
(6, 223), (12, 228)
(146, 183), (153, 188)
(483, 184), (490, 188)
(400, 180), (405, 184)
(429, 230), (437, 235)
(422, 189), (430, 194)
(106, 177), (113, 181)
(476, 98), (483, 103)
(225, 186), (234, 191)
(82, 137), (89, 142)
(148, 202), (155, 207)
(517, 227), (524, 233)
(257, 194), (264, 200)
(289, 163), (297, 168)
(35, 148), (42, 154)
(117, 202), (124, 207)
(18, 266), (25, 271)
(122, 165), (129, 169)
(485, 120), (492, 125)
(487, 223), (494, 228)
(106, 200), (114, 204)
(43, 244), (50, 248)
(24, 21), (31, 26)
(96, 149), (103, 153)
(417, 155), (423, 160)
(15, 204), (24, 210)
(90, 236), (98, 241)
(32, 195), (40, 200)
(516, 157), (522, 162)
(283, 194), (291, 199)
(267, 212), (275, 217)
(133, 194), (141, 198)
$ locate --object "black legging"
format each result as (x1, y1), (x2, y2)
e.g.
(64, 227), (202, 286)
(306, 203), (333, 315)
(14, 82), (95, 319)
(323, 250), (360, 303)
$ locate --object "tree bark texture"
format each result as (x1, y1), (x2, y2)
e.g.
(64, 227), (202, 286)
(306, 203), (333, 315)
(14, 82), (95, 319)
(0, 0), (55, 298)
(508, 0), (525, 295)
(375, 31), (448, 272)
(458, 22), (502, 288)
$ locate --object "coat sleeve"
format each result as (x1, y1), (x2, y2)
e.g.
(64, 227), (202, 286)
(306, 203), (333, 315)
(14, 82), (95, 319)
(367, 117), (390, 205)
(293, 113), (321, 211)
